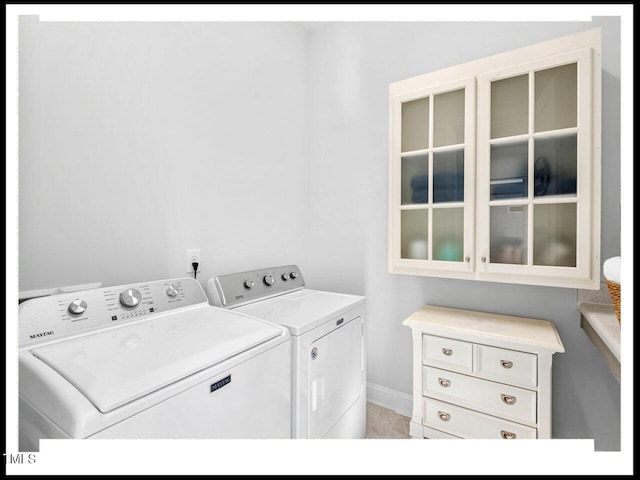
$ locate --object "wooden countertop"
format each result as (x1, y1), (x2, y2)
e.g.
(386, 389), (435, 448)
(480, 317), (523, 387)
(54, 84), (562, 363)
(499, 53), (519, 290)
(578, 302), (620, 383)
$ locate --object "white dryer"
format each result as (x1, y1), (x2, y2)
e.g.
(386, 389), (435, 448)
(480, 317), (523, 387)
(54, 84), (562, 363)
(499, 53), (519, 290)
(18, 277), (291, 451)
(208, 265), (366, 439)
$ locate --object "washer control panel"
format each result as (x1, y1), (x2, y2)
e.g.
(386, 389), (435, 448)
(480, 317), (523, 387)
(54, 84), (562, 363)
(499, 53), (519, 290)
(19, 277), (207, 347)
(209, 265), (305, 308)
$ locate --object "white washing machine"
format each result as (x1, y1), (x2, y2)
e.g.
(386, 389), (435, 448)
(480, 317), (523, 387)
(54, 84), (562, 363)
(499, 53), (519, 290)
(18, 277), (292, 451)
(208, 265), (366, 439)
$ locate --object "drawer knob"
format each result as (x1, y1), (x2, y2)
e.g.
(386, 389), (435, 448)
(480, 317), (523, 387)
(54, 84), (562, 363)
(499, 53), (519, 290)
(438, 377), (451, 388)
(442, 348), (453, 356)
(500, 430), (517, 439)
(500, 360), (513, 369)
(501, 394), (517, 405)
(437, 411), (451, 422)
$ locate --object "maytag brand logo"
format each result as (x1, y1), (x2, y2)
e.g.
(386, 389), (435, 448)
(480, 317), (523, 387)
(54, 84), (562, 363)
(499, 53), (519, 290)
(29, 331), (54, 340)
(210, 375), (231, 393)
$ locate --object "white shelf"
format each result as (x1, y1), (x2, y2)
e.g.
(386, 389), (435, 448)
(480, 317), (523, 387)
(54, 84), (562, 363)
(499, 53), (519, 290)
(578, 302), (620, 383)
(490, 178), (524, 185)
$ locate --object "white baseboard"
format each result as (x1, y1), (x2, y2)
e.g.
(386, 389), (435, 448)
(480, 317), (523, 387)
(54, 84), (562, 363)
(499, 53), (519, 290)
(366, 382), (413, 418)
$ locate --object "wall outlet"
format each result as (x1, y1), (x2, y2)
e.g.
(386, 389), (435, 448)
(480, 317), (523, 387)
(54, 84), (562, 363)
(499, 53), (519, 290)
(187, 249), (201, 275)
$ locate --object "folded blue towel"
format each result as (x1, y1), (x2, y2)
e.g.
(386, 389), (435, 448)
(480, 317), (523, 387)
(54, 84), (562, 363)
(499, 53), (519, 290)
(491, 181), (527, 199)
(410, 174), (428, 190)
(435, 184), (463, 202)
(411, 189), (429, 204)
(491, 177), (577, 198)
(410, 173), (464, 203)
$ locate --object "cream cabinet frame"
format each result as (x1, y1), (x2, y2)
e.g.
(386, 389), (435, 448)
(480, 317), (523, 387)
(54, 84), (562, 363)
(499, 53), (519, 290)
(388, 29), (601, 289)
(389, 77), (476, 277)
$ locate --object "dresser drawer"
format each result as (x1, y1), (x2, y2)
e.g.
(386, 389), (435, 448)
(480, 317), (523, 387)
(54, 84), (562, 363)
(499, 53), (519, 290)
(477, 344), (537, 388)
(423, 335), (472, 373)
(423, 366), (537, 425)
(423, 398), (537, 439)
(423, 426), (461, 439)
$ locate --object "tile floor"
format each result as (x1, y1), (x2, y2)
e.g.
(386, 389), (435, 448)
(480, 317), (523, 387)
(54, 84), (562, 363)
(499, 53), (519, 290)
(365, 402), (411, 439)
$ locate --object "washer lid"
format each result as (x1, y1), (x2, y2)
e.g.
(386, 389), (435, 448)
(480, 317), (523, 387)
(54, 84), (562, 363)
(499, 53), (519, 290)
(29, 306), (284, 413)
(236, 289), (365, 336)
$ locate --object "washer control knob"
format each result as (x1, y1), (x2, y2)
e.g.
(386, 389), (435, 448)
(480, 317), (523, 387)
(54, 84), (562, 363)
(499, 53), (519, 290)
(166, 284), (179, 297)
(290, 271), (299, 279)
(263, 275), (275, 286)
(244, 280), (255, 289)
(281, 273), (290, 281)
(68, 299), (87, 315)
(119, 288), (142, 308)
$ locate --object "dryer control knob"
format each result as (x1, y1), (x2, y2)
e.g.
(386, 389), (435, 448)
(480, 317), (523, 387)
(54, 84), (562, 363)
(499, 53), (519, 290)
(68, 299), (87, 315)
(119, 288), (142, 308)
(244, 280), (255, 289)
(281, 273), (290, 281)
(166, 284), (179, 297)
(263, 275), (275, 286)
(290, 272), (299, 279)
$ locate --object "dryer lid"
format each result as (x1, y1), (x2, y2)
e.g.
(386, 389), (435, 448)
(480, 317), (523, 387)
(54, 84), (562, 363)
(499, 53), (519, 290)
(237, 289), (365, 336)
(29, 306), (284, 413)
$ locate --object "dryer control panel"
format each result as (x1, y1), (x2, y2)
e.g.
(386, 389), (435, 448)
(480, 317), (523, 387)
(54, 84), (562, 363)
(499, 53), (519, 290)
(208, 265), (305, 308)
(19, 277), (207, 347)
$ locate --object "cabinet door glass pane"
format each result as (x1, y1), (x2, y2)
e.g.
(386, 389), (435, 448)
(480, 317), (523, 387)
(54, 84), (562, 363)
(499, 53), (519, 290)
(401, 154), (429, 205)
(401, 97), (429, 152)
(433, 89), (464, 147)
(533, 134), (577, 197)
(490, 205), (528, 265)
(491, 74), (528, 139)
(433, 149), (464, 203)
(433, 208), (464, 262)
(535, 63), (577, 133)
(401, 210), (429, 260)
(490, 141), (528, 200)
(533, 203), (576, 267)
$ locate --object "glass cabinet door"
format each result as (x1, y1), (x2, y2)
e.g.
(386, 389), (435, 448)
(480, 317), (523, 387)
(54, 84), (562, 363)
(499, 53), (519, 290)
(391, 77), (475, 274)
(476, 48), (594, 284)
(389, 29), (599, 288)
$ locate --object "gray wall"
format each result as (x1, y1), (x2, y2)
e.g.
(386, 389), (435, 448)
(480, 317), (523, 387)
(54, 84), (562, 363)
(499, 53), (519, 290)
(18, 17), (621, 450)
(304, 18), (621, 451)
(18, 17), (309, 289)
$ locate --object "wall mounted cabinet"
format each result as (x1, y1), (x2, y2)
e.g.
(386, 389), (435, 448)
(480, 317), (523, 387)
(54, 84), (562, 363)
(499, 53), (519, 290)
(389, 29), (601, 289)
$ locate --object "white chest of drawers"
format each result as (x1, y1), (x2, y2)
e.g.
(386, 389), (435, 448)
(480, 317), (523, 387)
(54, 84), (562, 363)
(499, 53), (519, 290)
(403, 305), (564, 439)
